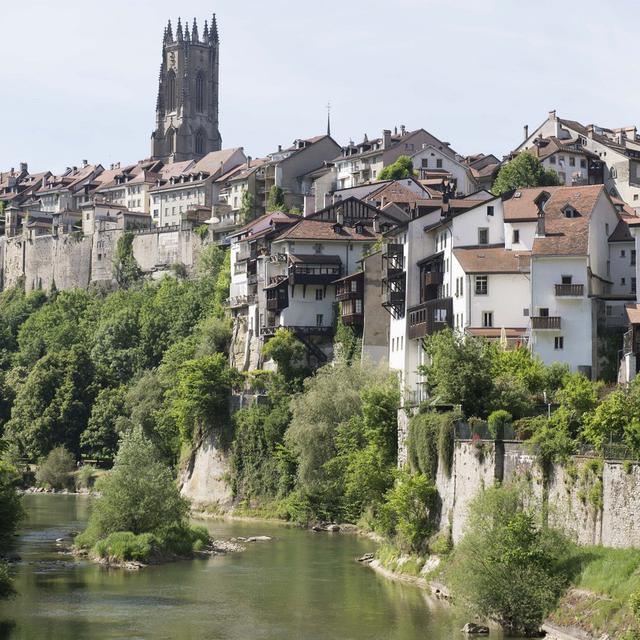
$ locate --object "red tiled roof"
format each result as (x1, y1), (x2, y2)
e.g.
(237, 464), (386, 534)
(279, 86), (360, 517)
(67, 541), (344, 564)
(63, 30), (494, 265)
(274, 219), (377, 242)
(453, 245), (531, 274)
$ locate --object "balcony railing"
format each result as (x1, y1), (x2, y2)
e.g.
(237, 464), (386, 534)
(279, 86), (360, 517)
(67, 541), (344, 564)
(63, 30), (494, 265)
(341, 312), (364, 326)
(407, 298), (453, 339)
(382, 289), (405, 307)
(423, 271), (444, 287)
(383, 244), (404, 277)
(289, 265), (342, 286)
(531, 316), (561, 330)
(555, 283), (584, 297)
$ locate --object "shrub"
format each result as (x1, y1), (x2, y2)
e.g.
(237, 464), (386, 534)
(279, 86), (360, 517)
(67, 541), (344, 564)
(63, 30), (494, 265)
(0, 563), (14, 600)
(488, 409), (512, 440)
(74, 465), (98, 491)
(407, 410), (459, 480)
(93, 531), (156, 562)
(376, 470), (438, 553)
(36, 446), (75, 490)
(446, 484), (570, 635)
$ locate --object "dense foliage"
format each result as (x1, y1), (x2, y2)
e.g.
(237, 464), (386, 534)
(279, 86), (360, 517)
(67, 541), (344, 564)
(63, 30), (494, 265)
(378, 155), (416, 180)
(0, 244), (232, 465)
(0, 439), (22, 599)
(492, 152), (561, 195)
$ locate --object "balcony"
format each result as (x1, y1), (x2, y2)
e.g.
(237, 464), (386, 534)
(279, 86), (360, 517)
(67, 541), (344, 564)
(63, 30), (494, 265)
(407, 298), (453, 339)
(531, 316), (561, 330)
(555, 283), (584, 297)
(247, 274), (258, 286)
(341, 312), (364, 326)
(382, 289), (405, 307)
(383, 244), (404, 279)
(423, 271), (444, 287)
(335, 272), (364, 302)
(288, 255), (342, 286)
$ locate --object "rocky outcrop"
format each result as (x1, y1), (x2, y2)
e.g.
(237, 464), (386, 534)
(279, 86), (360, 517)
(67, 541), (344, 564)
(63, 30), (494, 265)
(179, 430), (233, 509)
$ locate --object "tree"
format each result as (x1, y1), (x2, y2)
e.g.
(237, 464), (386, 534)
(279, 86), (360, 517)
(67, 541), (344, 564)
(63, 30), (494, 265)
(0, 442), (22, 600)
(35, 446), (76, 489)
(447, 484), (570, 635)
(420, 329), (496, 418)
(238, 190), (256, 225)
(492, 153), (561, 195)
(80, 386), (129, 461)
(113, 232), (142, 288)
(168, 354), (242, 444)
(76, 427), (189, 546)
(262, 329), (306, 381)
(266, 185), (286, 212)
(378, 155), (416, 180)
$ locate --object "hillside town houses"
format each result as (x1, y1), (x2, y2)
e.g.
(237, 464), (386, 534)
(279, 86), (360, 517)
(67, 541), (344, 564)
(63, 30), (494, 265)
(5, 102), (640, 397)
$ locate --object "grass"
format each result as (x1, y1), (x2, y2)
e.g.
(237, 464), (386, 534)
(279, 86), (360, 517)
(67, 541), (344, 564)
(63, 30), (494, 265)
(549, 545), (640, 636)
(375, 544), (427, 577)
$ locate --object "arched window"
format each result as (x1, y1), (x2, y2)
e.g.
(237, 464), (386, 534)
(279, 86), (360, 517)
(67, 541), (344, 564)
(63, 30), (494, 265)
(167, 128), (176, 154)
(195, 72), (205, 112)
(195, 130), (205, 155)
(166, 70), (176, 112)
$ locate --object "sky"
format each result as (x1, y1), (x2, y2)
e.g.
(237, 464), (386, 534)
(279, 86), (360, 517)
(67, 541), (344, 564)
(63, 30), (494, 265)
(1, 0), (639, 174)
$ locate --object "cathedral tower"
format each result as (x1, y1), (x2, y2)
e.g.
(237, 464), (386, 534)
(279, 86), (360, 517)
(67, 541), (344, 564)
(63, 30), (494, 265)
(151, 16), (222, 162)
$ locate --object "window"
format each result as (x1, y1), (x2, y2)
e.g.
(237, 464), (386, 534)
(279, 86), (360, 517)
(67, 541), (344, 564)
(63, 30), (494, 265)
(632, 250), (637, 266)
(606, 305), (613, 316)
(166, 70), (177, 111)
(554, 336), (564, 350)
(539, 308), (549, 317)
(622, 249), (627, 258)
(610, 167), (617, 179)
(316, 314), (324, 327)
(436, 159), (443, 168)
(315, 289), (323, 301)
(622, 277), (627, 286)
(635, 194), (639, 201)
(605, 223), (610, 235)
(549, 156), (556, 164)
(421, 159), (429, 168)
(633, 278), (637, 294)
(569, 157), (575, 167)
(561, 275), (572, 285)
(475, 275), (488, 295)
(512, 229), (520, 244)
(355, 299), (363, 314)
(559, 155), (565, 162)
(195, 130), (205, 155)
(195, 72), (205, 112)
(482, 311), (493, 328)
(487, 205), (494, 216)
(580, 159), (587, 168)
(313, 243), (323, 254)
(478, 228), (489, 245)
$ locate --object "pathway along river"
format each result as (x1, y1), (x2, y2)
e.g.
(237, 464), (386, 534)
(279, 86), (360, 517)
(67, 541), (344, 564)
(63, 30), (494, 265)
(0, 494), (508, 639)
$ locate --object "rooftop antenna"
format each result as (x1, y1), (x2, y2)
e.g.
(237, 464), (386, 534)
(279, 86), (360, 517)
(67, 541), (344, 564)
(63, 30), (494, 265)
(326, 102), (331, 137)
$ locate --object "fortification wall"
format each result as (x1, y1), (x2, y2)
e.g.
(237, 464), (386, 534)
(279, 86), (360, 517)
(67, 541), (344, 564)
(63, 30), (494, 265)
(440, 440), (640, 548)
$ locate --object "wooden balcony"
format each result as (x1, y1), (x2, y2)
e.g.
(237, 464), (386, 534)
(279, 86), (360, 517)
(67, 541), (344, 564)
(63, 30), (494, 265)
(407, 298), (453, 339)
(341, 312), (363, 326)
(531, 316), (561, 330)
(289, 266), (342, 286)
(335, 272), (363, 301)
(555, 283), (584, 297)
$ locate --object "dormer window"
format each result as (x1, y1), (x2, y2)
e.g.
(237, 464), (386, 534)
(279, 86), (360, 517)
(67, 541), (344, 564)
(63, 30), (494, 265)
(562, 205), (580, 218)
(355, 223), (364, 234)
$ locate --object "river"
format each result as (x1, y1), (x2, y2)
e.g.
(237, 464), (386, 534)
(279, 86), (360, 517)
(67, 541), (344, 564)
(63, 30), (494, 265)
(0, 494), (504, 639)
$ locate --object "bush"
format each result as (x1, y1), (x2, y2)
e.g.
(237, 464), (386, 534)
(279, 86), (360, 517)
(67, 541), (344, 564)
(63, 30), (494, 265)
(93, 531), (156, 562)
(74, 465), (98, 491)
(488, 409), (512, 440)
(376, 470), (438, 553)
(0, 563), (14, 600)
(36, 446), (75, 490)
(407, 410), (459, 480)
(446, 484), (570, 635)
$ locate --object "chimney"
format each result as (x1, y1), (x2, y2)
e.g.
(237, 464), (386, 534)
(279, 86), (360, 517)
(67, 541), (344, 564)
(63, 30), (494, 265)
(383, 129), (392, 149)
(20, 162), (27, 174)
(524, 124), (529, 140)
(587, 125), (595, 139)
(278, 144), (282, 152)
(246, 155), (252, 169)
(336, 207), (344, 226)
(394, 126), (398, 136)
(303, 194), (315, 218)
(400, 124), (406, 136)
(549, 109), (557, 120)
(82, 159), (88, 167)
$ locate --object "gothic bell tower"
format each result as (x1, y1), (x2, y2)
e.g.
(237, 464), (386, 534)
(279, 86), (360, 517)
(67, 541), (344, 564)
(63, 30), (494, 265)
(151, 15), (222, 162)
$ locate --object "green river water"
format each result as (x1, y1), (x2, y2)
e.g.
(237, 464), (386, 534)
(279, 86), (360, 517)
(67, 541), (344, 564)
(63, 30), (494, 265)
(0, 494), (508, 640)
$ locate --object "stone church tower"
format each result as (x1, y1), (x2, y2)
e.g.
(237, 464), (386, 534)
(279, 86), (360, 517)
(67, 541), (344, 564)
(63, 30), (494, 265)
(151, 16), (222, 162)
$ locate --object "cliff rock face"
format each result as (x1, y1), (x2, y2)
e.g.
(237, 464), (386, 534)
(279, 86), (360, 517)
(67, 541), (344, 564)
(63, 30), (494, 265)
(179, 431), (233, 509)
(229, 315), (261, 371)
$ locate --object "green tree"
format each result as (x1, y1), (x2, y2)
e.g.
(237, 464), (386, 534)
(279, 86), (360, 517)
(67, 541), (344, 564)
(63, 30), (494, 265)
(0, 442), (22, 600)
(420, 329), (495, 418)
(168, 354), (242, 444)
(35, 446), (75, 489)
(334, 318), (361, 364)
(492, 153), (561, 195)
(378, 155), (416, 180)
(80, 386), (129, 461)
(113, 231), (143, 288)
(76, 427), (189, 546)
(447, 484), (570, 635)
(262, 329), (306, 381)
(266, 185), (286, 212)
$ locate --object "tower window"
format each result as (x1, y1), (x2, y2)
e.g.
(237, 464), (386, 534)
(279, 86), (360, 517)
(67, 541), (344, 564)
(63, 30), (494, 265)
(195, 72), (205, 112)
(195, 130), (205, 155)
(166, 70), (177, 112)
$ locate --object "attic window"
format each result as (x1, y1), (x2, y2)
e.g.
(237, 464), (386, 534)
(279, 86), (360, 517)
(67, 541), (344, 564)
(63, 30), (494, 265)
(514, 191), (521, 198)
(355, 223), (364, 234)
(562, 205), (580, 218)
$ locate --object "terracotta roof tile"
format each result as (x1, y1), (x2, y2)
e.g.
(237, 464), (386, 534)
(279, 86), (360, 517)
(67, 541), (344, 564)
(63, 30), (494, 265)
(274, 219), (377, 242)
(453, 245), (531, 274)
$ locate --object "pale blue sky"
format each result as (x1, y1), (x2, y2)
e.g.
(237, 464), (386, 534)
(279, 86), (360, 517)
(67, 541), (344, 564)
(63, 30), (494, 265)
(1, 0), (638, 173)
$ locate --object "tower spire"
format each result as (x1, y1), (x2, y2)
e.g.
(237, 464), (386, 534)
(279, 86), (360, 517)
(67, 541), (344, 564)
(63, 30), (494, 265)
(165, 19), (173, 43)
(210, 13), (219, 43)
(192, 18), (199, 42)
(203, 19), (209, 41)
(326, 102), (331, 136)
(176, 17), (183, 42)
